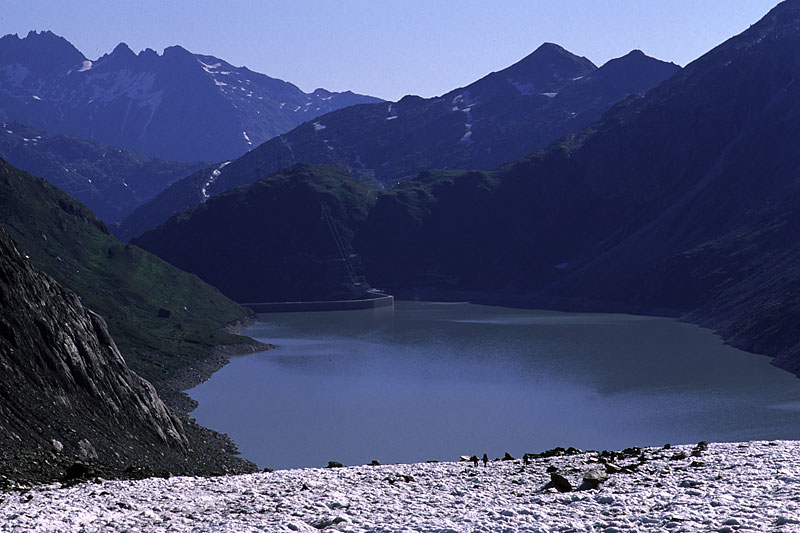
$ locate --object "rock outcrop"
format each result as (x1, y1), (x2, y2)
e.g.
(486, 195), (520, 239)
(0, 226), (190, 482)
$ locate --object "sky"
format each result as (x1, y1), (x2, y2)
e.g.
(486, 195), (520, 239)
(0, 1), (783, 101)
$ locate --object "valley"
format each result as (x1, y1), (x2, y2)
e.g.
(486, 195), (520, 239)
(2, 1), (800, 530)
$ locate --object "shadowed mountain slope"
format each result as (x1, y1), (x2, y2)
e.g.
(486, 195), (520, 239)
(133, 164), (374, 303)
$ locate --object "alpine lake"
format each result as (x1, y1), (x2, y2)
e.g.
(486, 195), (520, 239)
(187, 301), (800, 470)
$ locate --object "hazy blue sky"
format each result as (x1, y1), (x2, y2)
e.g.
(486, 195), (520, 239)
(0, 1), (782, 101)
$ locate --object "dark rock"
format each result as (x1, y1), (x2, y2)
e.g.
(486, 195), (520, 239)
(692, 441), (709, 456)
(604, 462), (623, 474)
(157, 308), (172, 318)
(63, 463), (90, 481)
(326, 461), (343, 468)
(550, 472), (572, 493)
(369, 460), (381, 466)
(546, 465), (558, 473)
(663, 443), (671, 449)
(262, 467), (274, 473)
(503, 452), (515, 461)
(671, 452), (687, 460)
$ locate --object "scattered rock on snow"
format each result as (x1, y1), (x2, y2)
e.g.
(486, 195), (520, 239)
(579, 469), (609, 490)
(549, 472), (572, 492)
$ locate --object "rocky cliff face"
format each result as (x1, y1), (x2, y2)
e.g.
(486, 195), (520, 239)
(1, 226), (202, 482)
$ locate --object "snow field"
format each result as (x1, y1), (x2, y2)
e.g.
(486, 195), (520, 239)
(2, 441), (800, 532)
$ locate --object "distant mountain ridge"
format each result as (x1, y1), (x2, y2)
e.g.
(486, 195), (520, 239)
(0, 121), (205, 223)
(0, 30), (382, 162)
(118, 43), (679, 240)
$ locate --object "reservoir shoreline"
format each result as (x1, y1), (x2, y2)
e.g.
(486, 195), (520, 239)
(187, 301), (800, 470)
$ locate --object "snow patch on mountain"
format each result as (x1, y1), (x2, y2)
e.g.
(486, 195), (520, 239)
(2, 441), (799, 532)
(201, 161), (231, 201)
(78, 60), (93, 72)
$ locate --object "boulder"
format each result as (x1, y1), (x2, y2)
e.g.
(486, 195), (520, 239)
(579, 469), (609, 490)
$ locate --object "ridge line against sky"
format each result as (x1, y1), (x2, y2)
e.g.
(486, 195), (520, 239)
(0, 0), (783, 101)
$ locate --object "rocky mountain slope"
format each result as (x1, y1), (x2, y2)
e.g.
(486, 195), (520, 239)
(0, 121), (205, 223)
(0, 158), (269, 481)
(0, 31), (381, 162)
(0, 226), (247, 482)
(134, 0), (800, 376)
(117, 44), (678, 240)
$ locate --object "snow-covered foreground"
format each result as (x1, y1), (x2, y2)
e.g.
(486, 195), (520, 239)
(3, 441), (800, 532)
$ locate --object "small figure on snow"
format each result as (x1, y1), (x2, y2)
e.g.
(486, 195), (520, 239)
(482, 453), (489, 467)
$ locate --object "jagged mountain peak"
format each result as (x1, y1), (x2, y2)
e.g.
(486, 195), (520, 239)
(162, 44), (194, 58)
(504, 42), (596, 79)
(589, 49), (680, 87)
(0, 31), (381, 162)
(0, 30), (85, 75)
(111, 41), (135, 56)
(463, 42), (597, 98)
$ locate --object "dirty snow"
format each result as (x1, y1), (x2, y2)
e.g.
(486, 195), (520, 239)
(3, 441), (800, 532)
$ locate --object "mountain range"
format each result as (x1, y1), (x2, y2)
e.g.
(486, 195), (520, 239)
(117, 44), (678, 240)
(0, 121), (205, 223)
(0, 30), (381, 163)
(134, 0), (800, 377)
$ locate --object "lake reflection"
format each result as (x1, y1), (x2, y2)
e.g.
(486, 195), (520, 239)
(188, 301), (800, 469)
